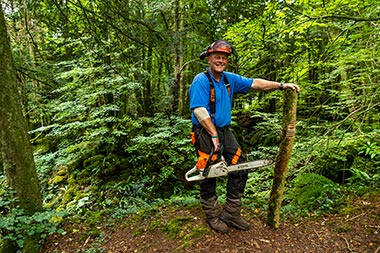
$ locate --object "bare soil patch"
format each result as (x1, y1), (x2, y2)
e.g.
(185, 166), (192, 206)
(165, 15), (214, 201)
(40, 196), (380, 253)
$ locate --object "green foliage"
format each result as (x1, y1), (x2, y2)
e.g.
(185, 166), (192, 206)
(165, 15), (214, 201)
(162, 216), (193, 239)
(227, 0), (380, 125)
(162, 215), (209, 249)
(244, 168), (274, 210)
(285, 173), (345, 216)
(2, 0), (380, 224)
(294, 130), (380, 184)
(32, 111), (196, 214)
(123, 114), (196, 199)
(232, 110), (282, 157)
(347, 168), (380, 195)
(0, 190), (66, 248)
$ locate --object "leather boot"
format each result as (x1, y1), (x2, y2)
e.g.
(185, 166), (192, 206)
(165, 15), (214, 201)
(201, 197), (229, 233)
(220, 198), (251, 231)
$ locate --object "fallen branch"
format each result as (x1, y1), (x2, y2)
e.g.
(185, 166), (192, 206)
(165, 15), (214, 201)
(83, 235), (91, 247)
(346, 213), (366, 221)
(342, 236), (354, 252)
(314, 229), (321, 238)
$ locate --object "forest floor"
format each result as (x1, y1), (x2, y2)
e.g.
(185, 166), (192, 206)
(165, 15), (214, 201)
(40, 195), (380, 253)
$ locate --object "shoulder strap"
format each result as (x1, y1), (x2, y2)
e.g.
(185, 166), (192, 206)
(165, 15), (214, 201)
(203, 71), (230, 119)
(223, 75), (230, 96)
(204, 71), (216, 118)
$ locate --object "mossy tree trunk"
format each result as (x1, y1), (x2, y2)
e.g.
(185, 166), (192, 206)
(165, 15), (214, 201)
(0, 6), (43, 253)
(267, 89), (298, 229)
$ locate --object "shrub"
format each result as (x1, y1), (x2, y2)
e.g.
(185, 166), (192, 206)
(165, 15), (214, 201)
(285, 173), (345, 215)
(0, 191), (66, 248)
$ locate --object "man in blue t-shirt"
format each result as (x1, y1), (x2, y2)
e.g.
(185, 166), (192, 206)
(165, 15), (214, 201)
(189, 40), (300, 233)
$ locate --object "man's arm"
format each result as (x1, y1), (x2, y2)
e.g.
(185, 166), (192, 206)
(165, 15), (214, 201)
(251, 79), (300, 92)
(193, 107), (220, 151)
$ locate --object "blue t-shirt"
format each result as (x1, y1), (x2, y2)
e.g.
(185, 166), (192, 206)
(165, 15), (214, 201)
(189, 68), (253, 127)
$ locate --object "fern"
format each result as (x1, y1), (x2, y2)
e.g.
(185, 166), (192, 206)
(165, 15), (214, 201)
(286, 173), (344, 214)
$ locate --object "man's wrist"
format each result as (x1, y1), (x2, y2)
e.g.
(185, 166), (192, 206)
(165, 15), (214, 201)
(279, 82), (284, 90)
(211, 135), (219, 139)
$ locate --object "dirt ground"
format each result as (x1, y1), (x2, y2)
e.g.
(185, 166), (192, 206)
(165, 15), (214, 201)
(40, 196), (379, 253)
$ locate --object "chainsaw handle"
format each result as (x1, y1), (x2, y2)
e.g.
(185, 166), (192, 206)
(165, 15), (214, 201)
(186, 144), (224, 181)
(185, 166), (205, 182)
(215, 143), (223, 159)
(203, 143), (224, 177)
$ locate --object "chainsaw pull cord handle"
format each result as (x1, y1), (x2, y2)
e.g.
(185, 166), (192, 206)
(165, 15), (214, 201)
(203, 143), (224, 177)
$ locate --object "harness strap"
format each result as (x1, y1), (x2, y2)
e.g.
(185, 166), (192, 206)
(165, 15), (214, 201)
(203, 71), (230, 119)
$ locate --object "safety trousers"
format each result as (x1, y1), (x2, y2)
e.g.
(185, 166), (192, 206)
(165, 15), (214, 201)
(191, 125), (248, 200)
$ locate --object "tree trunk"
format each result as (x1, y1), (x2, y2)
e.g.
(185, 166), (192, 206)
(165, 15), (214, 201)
(267, 89), (298, 229)
(0, 5), (43, 253)
(144, 42), (153, 114)
(173, 0), (183, 114)
(176, 1), (186, 115)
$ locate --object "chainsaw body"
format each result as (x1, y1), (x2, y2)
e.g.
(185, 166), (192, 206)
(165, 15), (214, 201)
(185, 159), (273, 182)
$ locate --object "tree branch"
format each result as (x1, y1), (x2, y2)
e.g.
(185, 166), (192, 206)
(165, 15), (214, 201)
(179, 58), (199, 74)
(323, 101), (380, 137)
(310, 14), (380, 22)
(15, 67), (55, 88)
(283, 0), (380, 22)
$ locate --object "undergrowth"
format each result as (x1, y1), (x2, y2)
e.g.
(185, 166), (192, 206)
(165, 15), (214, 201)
(1, 113), (380, 250)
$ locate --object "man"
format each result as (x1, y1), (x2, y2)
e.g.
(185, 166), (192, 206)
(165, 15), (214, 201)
(189, 40), (300, 233)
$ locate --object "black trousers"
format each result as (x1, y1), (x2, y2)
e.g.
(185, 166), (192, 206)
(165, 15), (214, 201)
(192, 125), (248, 200)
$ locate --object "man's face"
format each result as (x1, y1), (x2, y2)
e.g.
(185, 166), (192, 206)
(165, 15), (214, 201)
(208, 52), (229, 74)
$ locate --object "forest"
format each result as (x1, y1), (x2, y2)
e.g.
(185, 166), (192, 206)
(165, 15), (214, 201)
(0, 0), (379, 252)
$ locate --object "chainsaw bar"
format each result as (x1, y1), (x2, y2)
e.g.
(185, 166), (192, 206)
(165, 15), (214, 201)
(185, 159), (273, 182)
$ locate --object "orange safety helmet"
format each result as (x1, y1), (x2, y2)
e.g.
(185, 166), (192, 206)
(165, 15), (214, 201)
(200, 40), (236, 60)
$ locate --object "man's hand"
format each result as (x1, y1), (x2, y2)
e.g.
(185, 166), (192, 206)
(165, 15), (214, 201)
(283, 83), (300, 92)
(212, 136), (220, 151)
(251, 79), (301, 92)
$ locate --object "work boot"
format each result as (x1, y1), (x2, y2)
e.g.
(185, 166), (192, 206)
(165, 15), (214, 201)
(201, 197), (229, 233)
(220, 198), (251, 231)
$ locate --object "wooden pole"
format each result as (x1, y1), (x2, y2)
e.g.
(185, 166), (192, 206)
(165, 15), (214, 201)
(267, 89), (298, 229)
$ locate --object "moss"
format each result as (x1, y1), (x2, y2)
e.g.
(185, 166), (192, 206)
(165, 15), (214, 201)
(80, 227), (102, 241)
(334, 224), (352, 233)
(85, 210), (106, 225)
(59, 176), (77, 206)
(163, 216), (193, 239)
(188, 226), (209, 237)
(123, 210), (162, 236)
(148, 219), (161, 231)
(49, 175), (66, 184)
(175, 221), (210, 250)
(0, 239), (18, 253)
(58, 174), (89, 210)
(339, 204), (358, 216)
(162, 214), (210, 251)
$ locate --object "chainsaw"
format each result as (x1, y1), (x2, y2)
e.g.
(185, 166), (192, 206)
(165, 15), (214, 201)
(185, 145), (273, 182)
